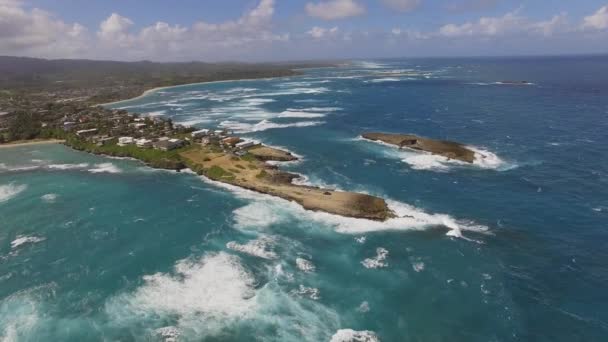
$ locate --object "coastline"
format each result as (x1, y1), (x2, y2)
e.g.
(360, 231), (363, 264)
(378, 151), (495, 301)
(98, 76), (297, 107)
(0, 139), (65, 149)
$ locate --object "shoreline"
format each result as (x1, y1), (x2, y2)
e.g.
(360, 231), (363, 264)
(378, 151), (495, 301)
(0, 139), (65, 149)
(98, 75), (298, 107)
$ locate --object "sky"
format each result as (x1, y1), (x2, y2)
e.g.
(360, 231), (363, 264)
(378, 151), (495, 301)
(1, 0), (608, 62)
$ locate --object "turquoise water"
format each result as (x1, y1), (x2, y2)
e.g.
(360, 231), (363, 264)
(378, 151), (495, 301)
(1, 56), (608, 341)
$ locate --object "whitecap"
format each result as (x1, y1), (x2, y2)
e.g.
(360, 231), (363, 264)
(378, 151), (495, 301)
(357, 301), (370, 313)
(10, 235), (46, 249)
(330, 329), (380, 342)
(367, 78), (401, 83)
(106, 252), (256, 322)
(219, 119), (324, 133)
(296, 258), (316, 273)
(226, 236), (278, 260)
(361, 248), (389, 269)
(46, 163), (89, 170)
(147, 110), (166, 117)
(278, 110), (326, 118)
(88, 163), (122, 174)
(40, 194), (58, 203)
(290, 285), (320, 300)
(0, 183), (27, 203)
(411, 260), (425, 272)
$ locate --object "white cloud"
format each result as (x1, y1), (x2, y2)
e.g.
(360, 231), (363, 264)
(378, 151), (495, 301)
(439, 10), (526, 37)
(305, 0), (365, 20)
(532, 13), (568, 37)
(380, 0), (421, 12)
(582, 5), (608, 30)
(0, 0), (88, 55)
(307, 26), (339, 39)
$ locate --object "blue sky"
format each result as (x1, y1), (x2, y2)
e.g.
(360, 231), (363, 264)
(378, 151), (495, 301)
(2, 0), (608, 61)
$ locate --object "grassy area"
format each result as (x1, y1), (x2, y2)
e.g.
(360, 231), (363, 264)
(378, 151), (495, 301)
(207, 165), (235, 180)
(65, 136), (188, 170)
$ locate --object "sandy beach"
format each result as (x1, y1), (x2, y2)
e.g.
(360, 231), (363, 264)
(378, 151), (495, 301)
(0, 139), (65, 149)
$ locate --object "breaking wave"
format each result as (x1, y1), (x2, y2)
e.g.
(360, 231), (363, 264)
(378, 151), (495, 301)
(11, 235), (46, 249)
(226, 236), (278, 260)
(330, 329), (380, 342)
(0, 183), (27, 203)
(220, 119), (324, 133)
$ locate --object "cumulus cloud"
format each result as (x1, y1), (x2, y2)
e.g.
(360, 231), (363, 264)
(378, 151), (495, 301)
(438, 10), (526, 37)
(307, 26), (339, 39)
(582, 5), (608, 30)
(305, 0), (365, 20)
(380, 0), (421, 12)
(532, 13), (568, 37)
(0, 0), (88, 56)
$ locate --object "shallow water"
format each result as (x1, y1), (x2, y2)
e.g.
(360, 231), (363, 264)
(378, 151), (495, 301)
(1, 56), (608, 341)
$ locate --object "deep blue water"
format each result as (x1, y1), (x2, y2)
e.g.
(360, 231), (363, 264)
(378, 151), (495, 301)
(1, 56), (607, 341)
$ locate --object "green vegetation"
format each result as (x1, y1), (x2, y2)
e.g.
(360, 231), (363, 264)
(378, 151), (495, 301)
(65, 136), (187, 170)
(256, 170), (269, 179)
(240, 153), (257, 162)
(207, 166), (235, 180)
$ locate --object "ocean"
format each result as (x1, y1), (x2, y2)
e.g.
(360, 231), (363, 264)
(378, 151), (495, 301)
(1, 56), (607, 341)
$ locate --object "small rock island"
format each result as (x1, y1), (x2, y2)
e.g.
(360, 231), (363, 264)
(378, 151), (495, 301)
(362, 132), (475, 163)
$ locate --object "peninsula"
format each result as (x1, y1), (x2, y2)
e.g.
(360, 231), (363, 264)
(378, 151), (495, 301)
(362, 132), (476, 163)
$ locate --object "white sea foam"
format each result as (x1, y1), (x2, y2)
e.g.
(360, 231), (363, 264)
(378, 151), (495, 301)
(0, 296), (40, 342)
(290, 285), (320, 300)
(296, 258), (316, 273)
(226, 236), (278, 260)
(220, 119), (324, 133)
(368, 78), (401, 83)
(355, 61), (387, 69)
(357, 301), (370, 313)
(155, 326), (180, 342)
(40, 194), (58, 203)
(46, 163), (89, 170)
(106, 252), (256, 323)
(330, 329), (380, 342)
(287, 107), (342, 112)
(361, 248), (389, 269)
(411, 260), (425, 272)
(278, 110), (326, 118)
(359, 136), (510, 172)
(0, 183), (27, 203)
(10, 235), (45, 249)
(205, 173), (489, 240)
(355, 236), (366, 244)
(147, 110), (166, 117)
(88, 163), (122, 174)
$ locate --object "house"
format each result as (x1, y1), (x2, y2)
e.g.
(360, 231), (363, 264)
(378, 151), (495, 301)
(221, 136), (241, 147)
(153, 138), (184, 151)
(63, 121), (77, 131)
(131, 123), (147, 129)
(118, 137), (134, 146)
(135, 138), (153, 148)
(76, 128), (98, 137)
(191, 129), (210, 138)
(96, 137), (115, 146)
(235, 141), (255, 150)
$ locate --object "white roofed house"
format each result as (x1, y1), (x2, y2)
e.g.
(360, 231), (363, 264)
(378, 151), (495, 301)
(153, 138), (184, 151)
(118, 137), (135, 146)
(135, 138), (153, 148)
(191, 129), (210, 139)
(76, 128), (98, 137)
(235, 140), (255, 150)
